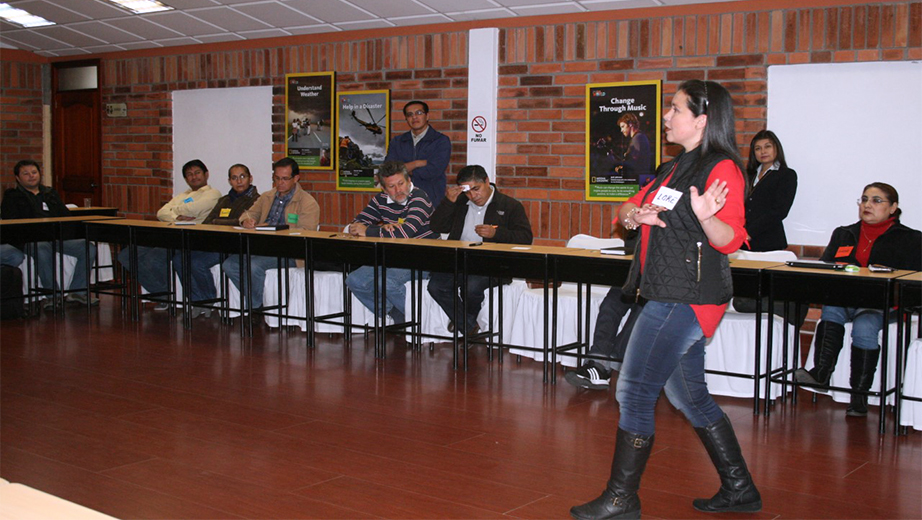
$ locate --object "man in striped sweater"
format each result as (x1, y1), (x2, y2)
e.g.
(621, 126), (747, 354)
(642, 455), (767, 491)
(346, 160), (436, 323)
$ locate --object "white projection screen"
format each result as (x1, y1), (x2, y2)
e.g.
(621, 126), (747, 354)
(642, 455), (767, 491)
(172, 86), (273, 195)
(767, 61), (922, 247)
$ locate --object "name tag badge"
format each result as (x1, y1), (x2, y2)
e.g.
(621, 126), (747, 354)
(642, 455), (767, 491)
(835, 246), (854, 258)
(219, 208), (231, 217)
(183, 197), (194, 203)
(287, 213), (298, 224)
(651, 187), (682, 210)
(397, 218), (405, 225)
(42, 202), (49, 211)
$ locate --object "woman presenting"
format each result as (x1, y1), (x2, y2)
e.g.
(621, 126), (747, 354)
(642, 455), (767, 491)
(570, 80), (760, 520)
(794, 183), (921, 416)
(743, 130), (797, 251)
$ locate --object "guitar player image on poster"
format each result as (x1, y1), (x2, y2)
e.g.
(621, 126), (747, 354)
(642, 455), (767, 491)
(585, 80), (661, 201)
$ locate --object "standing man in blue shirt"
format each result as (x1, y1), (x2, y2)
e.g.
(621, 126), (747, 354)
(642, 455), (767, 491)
(384, 100), (452, 207)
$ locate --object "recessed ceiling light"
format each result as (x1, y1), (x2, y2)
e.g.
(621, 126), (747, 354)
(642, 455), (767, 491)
(0, 3), (55, 27)
(105, 0), (174, 15)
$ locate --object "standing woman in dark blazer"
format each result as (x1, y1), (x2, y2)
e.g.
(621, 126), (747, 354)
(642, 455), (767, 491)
(743, 130), (797, 251)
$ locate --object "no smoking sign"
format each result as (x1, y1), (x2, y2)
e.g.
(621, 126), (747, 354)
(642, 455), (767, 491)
(471, 116), (487, 133)
(470, 116), (488, 144)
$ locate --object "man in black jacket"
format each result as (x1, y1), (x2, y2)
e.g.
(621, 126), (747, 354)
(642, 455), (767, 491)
(0, 160), (97, 307)
(427, 164), (533, 335)
(172, 163), (259, 318)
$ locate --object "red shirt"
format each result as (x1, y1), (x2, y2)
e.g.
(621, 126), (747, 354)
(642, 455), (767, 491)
(855, 218), (895, 267)
(626, 159), (747, 337)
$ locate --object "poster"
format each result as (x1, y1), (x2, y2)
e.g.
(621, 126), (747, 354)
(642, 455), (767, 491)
(585, 80), (661, 201)
(336, 90), (389, 191)
(285, 72), (334, 170)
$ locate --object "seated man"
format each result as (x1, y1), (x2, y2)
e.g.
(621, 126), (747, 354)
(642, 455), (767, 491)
(117, 159), (221, 310)
(345, 160), (436, 323)
(222, 157), (319, 311)
(172, 163), (259, 318)
(564, 231), (641, 390)
(427, 164), (533, 335)
(564, 287), (642, 390)
(0, 160), (97, 308)
(1, 244), (24, 268)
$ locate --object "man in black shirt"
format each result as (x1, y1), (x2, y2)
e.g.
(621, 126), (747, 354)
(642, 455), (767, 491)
(0, 160), (97, 307)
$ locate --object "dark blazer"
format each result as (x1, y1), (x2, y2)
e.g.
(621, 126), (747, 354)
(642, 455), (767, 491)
(820, 219), (921, 271)
(743, 166), (797, 252)
(429, 185), (533, 245)
(203, 186), (259, 226)
(1, 184), (71, 220)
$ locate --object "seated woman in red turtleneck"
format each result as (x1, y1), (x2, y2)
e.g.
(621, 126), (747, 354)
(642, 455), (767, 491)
(794, 182), (921, 417)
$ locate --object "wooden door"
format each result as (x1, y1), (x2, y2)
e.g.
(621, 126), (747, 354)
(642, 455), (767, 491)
(52, 73), (101, 206)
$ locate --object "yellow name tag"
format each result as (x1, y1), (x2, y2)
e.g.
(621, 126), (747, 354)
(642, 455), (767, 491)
(397, 218), (405, 225)
(219, 208), (231, 217)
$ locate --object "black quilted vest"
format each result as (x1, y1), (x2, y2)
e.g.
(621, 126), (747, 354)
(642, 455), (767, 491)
(622, 148), (735, 305)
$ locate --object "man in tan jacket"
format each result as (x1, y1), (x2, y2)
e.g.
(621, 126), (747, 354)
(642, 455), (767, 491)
(222, 157), (319, 310)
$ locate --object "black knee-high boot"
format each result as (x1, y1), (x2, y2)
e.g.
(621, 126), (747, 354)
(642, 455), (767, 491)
(570, 429), (654, 520)
(794, 321), (846, 388)
(692, 414), (762, 513)
(846, 346), (880, 417)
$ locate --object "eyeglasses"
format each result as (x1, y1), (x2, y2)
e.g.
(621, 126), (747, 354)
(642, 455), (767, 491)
(405, 110), (426, 117)
(857, 196), (890, 205)
(273, 176), (293, 182)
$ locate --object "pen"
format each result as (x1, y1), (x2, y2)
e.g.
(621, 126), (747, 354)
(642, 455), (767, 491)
(469, 242), (484, 247)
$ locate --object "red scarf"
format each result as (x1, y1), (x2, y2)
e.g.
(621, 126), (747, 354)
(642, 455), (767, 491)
(856, 217), (894, 267)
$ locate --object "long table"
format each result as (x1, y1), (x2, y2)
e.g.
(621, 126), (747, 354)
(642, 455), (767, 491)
(0, 215), (123, 315)
(765, 264), (915, 434)
(73, 219), (920, 430)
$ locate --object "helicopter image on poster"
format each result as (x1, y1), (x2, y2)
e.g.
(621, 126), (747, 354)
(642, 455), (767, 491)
(351, 107), (386, 135)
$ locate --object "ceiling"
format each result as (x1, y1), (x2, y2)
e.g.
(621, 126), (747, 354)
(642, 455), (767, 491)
(0, 0), (747, 58)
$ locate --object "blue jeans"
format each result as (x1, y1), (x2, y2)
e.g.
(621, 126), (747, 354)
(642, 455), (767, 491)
(222, 254), (293, 309)
(820, 305), (884, 351)
(117, 246), (171, 295)
(1, 244), (24, 267)
(35, 239), (96, 291)
(616, 301), (724, 436)
(346, 266), (414, 322)
(173, 250), (220, 303)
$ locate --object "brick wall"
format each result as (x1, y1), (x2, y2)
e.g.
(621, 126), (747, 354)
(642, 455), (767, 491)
(2, 0), (920, 245)
(0, 52), (43, 190)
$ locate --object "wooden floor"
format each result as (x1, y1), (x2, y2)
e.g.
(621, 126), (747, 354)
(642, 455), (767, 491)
(1, 298), (920, 520)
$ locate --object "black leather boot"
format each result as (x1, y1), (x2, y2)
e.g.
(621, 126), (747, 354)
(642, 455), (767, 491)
(692, 414), (762, 513)
(846, 346), (880, 417)
(794, 321), (846, 389)
(570, 429), (654, 520)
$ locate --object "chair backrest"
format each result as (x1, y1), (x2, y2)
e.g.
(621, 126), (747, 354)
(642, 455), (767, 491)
(734, 249), (797, 262)
(566, 234), (624, 250)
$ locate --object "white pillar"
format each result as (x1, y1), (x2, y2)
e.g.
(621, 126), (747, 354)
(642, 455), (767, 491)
(466, 28), (499, 181)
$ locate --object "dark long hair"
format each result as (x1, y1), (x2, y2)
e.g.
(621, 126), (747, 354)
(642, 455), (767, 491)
(677, 79), (744, 178)
(746, 129), (788, 183)
(864, 181), (902, 219)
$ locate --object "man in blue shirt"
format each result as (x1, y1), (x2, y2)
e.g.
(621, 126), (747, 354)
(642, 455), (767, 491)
(384, 100), (451, 207)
